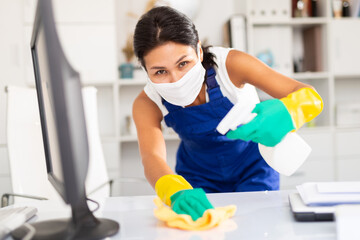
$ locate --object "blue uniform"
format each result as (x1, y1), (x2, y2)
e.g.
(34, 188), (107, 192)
(162, 68), (279, 193)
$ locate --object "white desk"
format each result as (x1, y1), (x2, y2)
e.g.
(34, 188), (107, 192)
(14, 190), (336, 239)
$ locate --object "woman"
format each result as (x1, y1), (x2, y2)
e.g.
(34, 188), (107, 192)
(132, 6), (323, 221)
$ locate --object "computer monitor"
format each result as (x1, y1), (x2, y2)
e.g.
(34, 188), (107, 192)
(11, 0), (119, 239)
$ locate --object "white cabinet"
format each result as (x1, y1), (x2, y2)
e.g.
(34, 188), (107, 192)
(335, 130), (360, 181)
(236, 0), (291, 20)
(252, 26), (293, 76)
(336, 158), (360, 181)
(235, 0), (360, 189)
(331, 19), (360, 76)
(336, 131), (360, 156)
(300, 130), (334, 158)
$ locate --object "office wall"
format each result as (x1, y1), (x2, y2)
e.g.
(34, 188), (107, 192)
(0, 0), (27, 197)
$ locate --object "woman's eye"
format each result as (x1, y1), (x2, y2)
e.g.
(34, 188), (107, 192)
(179, 61), (189, 68)
(155, 70), (166, 75)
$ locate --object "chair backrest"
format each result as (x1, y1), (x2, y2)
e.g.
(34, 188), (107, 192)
(82, 87), (110, 200)
(6, 86), (110, 204)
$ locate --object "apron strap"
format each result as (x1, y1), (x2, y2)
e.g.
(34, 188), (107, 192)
(206, 68), (224, 101)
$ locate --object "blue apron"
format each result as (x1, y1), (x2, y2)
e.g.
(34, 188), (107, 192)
(162, 68), (279, 193)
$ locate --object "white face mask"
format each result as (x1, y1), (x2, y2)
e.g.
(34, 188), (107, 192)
(147, 47), (206, 106)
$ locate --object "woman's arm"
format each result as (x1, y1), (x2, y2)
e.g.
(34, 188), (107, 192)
(133, 92), (210, 219)
(226, 49), (311, 97)
(224, 49), (323, 146)
(132, 91), (174, 188)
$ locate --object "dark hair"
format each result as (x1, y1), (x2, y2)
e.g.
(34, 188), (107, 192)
(133, 6), (217, 70)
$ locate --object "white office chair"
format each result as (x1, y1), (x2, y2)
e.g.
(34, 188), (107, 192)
(2, 86), (110, 206)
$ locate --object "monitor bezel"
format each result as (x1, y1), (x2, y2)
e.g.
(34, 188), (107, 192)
(30, 6), (65, 199)
(30, 0), (88, 205)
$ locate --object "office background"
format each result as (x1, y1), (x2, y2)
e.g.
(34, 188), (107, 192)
(1, 0), (360, 198)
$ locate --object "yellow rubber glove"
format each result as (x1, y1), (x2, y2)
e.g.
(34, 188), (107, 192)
(155, 174), (193, 206)
(155, 175), (214, 221)
(280, 87), (323, 130)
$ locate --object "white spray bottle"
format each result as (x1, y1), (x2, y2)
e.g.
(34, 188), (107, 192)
(216, 101), (311, 176)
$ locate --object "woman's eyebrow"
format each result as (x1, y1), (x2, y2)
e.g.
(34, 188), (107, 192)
(175, 55), (187, 65)
(150, 55), (188, 70)
(150, 66), (166, 70)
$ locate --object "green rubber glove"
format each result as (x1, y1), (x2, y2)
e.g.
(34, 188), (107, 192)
(170, 188), (214, 221)
(226, 99), (295, 147)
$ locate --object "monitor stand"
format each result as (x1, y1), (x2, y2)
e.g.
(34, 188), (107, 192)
(11, 195), (119, 240)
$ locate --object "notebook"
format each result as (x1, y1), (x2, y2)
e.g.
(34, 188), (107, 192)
(288, 192), (334, 221)
(289, 181), (360, 221)
(297, 182), (360, 206)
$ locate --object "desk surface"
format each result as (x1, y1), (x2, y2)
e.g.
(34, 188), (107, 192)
(15, 190), (336, 240)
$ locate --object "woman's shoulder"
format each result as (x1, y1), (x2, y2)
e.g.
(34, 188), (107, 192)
(143, 83), (169, 116)
(208, 46), (232, 62)
(208, 47), (259, 102)
(133, 89), (165, 122)
(209, 46), (246, 74)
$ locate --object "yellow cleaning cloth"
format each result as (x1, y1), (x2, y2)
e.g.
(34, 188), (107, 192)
(153, 197), (237, 231)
